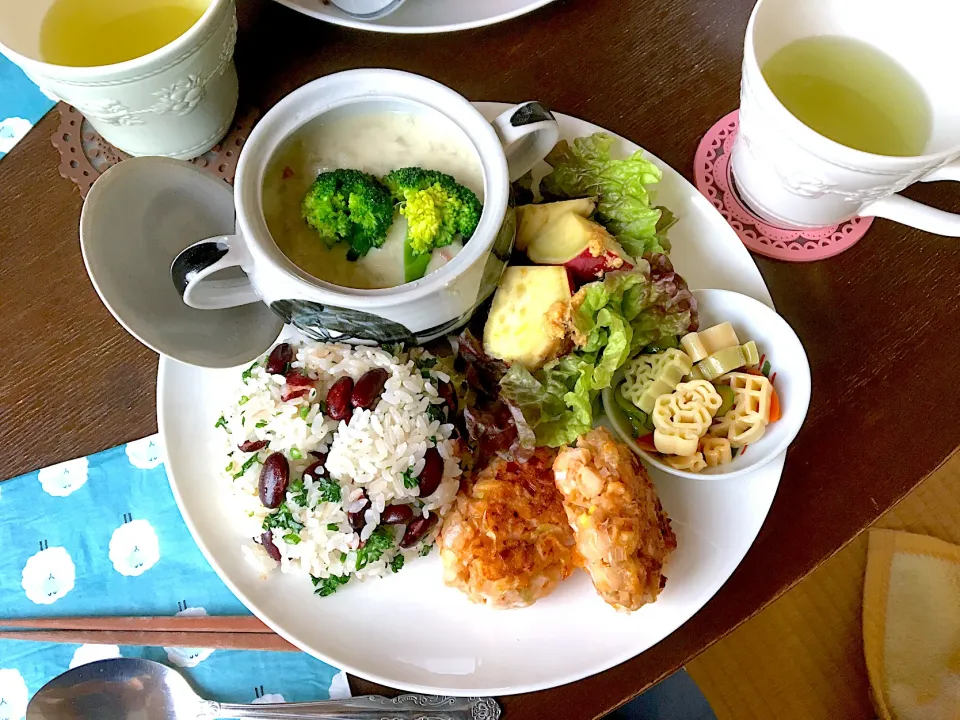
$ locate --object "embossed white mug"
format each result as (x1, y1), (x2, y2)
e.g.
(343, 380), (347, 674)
(732, 0), (960, 234)
(0, 0), (238, 160)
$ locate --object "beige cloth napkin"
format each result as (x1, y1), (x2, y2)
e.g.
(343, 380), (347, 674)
(863, 529), (960, 720)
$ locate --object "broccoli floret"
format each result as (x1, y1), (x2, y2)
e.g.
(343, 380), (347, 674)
(301, 169), (394, 260)
(382, 168), (483, 257)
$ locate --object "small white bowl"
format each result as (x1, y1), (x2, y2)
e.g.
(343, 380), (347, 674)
(603, 288), (811, 480)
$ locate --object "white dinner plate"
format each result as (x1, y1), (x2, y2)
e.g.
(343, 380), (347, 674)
(270, 0), (558, 34)
(158, 104), (780, 696)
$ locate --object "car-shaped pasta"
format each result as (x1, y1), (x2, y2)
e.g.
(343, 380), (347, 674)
(621, 348), (693, 414)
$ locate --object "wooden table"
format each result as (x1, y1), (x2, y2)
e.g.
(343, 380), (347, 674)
(1, 0), (959, 717)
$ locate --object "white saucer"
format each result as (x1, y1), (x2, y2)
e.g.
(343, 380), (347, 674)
(80, 158), (283, 368)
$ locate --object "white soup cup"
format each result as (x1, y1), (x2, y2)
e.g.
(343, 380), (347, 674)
(171, 69), (560, 347)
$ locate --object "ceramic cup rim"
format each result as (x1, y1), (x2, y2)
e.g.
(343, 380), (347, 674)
(232, 68), (511, 308)
(0, 0), (233, 79)
(744, 0), (960, 167)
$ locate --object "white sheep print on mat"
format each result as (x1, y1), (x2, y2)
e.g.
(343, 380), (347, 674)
(0, 55), (55, 160)
(0, 436), (347, 720)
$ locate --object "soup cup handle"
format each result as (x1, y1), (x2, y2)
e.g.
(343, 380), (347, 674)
(492, 102), (561, 182)
(171, 235), (261, 310)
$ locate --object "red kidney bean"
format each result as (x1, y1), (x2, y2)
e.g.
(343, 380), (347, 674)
(380, 505), (414, 525)
(400, 513), (438, 548)
(437, 379), (458, 416)
(302, 460), (326, 482)
(238, 439), (267, 453)
(326, 377), (354, 421)
(351, 368), (389, 409)
(258, 452), (290, 509)
(416, 447), (444, 498)
(260, 531), (282, 562)
(281, 387), (309, 402)
(348, 492), (371, 533)
(308, 450), (327, 461)
(265, 343), (293, 375)
(284, 371), (314, 387)
(281, 371), (314, 403)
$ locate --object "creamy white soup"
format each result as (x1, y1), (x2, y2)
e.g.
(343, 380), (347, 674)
(262, 110), (484, 289)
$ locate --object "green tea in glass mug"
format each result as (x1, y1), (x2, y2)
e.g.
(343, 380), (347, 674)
(761, 35), (932, 157)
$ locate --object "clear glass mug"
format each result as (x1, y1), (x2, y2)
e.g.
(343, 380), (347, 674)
(732, 0), (960, 234)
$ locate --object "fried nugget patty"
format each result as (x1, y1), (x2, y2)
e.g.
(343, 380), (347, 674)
(438, 448), (578, 608)
(553, 427), (677, 612)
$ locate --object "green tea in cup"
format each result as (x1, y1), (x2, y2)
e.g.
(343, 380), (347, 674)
(40, 0), (208, 67)
(761, 35), (931, 157)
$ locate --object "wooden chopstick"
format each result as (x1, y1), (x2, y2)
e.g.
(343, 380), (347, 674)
(0, 616), (298, 652)
(0, 629), (298, 652)
(0, 615), (270, 633)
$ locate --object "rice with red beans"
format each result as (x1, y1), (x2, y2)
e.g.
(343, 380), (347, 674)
(218, 341), (461, 595)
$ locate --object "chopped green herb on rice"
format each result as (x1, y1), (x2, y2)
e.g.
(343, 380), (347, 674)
(226, 342), (460, 594)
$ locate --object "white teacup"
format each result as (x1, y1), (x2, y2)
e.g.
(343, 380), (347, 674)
(0, 0), (238, 160)
(170, 70), (559, 347)
(732, 0), (960, 234)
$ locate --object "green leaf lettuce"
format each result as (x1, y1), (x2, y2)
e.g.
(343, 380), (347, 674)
(541, 133), (673, 256)
(500, 256), (697, 447)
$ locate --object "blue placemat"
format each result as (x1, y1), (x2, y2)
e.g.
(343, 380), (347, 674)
(0, 54), (56, 160)
(0, 435), (349, 719)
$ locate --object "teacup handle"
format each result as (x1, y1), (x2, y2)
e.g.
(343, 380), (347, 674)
(171, 235), (261, 310)
(491, 102), (560, 182)
(862, 158), (960, 236)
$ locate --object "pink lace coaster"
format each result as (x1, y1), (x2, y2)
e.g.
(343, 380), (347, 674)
(51, 103), (259, 198)
(694, 110), (872, 262)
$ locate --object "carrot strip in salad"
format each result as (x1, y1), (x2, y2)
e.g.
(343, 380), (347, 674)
(768, 385), (781, 423)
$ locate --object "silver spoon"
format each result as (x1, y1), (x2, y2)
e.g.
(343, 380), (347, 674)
(328, 0), (408, 21)
(26, 658), (500, 720)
